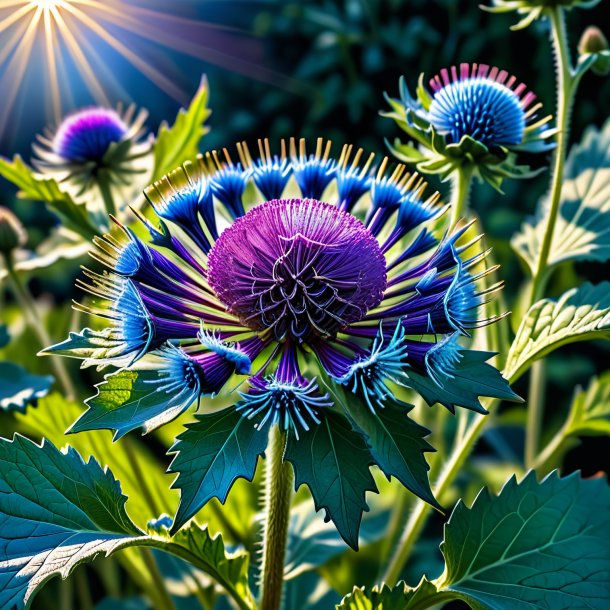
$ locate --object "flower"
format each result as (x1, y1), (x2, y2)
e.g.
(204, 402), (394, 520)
(482, 0), (603, 30)
(46, 138), (518, 547)
(384, 63), (555, 189)
(33, 105), (151, 216)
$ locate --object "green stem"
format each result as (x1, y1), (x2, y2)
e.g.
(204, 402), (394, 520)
(3, 254), (76, 400)
(98, 173), (117, 226)
(533, 425), (569, 472)
(140, 547), (178, 610)
(258, 426), (294, 610)
(448, 165), (473, 229)
(526, 6), (576, 464)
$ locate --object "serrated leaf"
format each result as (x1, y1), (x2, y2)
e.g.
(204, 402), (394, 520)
(505, 282), (610, 380)
(284, 410), (377, 550)
(72, 368), (198, 440)
(152, 76), (211, 181)
(16, 392), (177, 529)
(0, 362), (53, 412)
(438, 471), (610, 610)
(513, 118), (610, 274)
(0, 156), (98, 239)
(0, 435), (255, 610)
(337, 578), (448, 610)
(0, 435), (142, 610)
(566, 372), (610, 436)
(169, 408), (269, 534)
(336, 388), (439, 510)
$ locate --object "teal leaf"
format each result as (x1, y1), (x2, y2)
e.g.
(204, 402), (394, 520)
(152, 76), (211, 181)
(505, 282), (610, 381)
(169, 408), (269, 534)
(283, 410), (377, 550)
(438, 471), (610, 610)
(0, 324), (9, 348)
(72, 368), (198, 439)
(0, 435), (142, 610)
(0, 362), (53, 412)
(0, 156), (98, 239)
(513, 118), (610, 274)
(336, 387), (439, 510)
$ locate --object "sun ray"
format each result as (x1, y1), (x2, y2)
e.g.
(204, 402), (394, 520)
(0, 3), (35, 35)
(43, 5), (62, 122)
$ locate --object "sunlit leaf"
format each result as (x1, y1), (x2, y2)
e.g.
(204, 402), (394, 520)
(284, 410), (377, 550)
(438, 471), (610, 610)
(0, 362), (53, 412)
(566, 372), (610, 437)
(0, 156), (98, 239)
(504, 282), (610, 380)
(513, 118), (610, 274)
(152, 76), (211, 181)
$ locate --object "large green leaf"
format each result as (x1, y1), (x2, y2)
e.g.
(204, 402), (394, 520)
(72, 368), (199, 439)
(16, 392), (176, 529)
(0, 435), (254, 610)
(169, 408), (269, 534)
(152, 76), (211, 181)
(513, 118), (610, 274)
(0, 156), (97, 239)
(0, 362), (53, 412)
(438, 471), (610, 610)
(505, 282), (610, 380)
(284, 410), (377, 550)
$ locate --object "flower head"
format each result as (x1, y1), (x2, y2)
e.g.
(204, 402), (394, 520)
(47, 137), (518, 547)
(384, 63), (555, 189)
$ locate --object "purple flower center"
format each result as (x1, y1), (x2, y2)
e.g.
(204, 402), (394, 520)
(53, 108), (128, 162)
(207, 198), (387, 341)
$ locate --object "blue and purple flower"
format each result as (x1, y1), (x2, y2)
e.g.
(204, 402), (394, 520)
(384, 63), (555, 188)
(46, 138), (518, 547)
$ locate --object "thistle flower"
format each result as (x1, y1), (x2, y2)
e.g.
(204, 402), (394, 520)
(482, 0), (603, 30)
(34, 105), (151, 220)
(45, 138), (518, 547)
(384, 63), (555, 190)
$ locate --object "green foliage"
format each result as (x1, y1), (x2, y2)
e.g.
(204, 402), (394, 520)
(284, 410), (377, 550)
(152, 76), (211, 181)
(0, 156), (98, 239)
(169, 408), (269, 534)
(505, 282), (610, 380)
(338, 579), (450, 609)
(513, 118), (610, 273)
(566, 372), (610, 436)
(439, 471), (610, 609)
(0, 361), (53, 412)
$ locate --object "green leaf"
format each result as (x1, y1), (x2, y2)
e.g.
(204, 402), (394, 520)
(169, 408), (269, 534)
(0, 435), (255, 610)
(152, 76), (211, 181)
(0, 434), (142, 610)
(16, 392), (177, 529)
(72, 368), (198, 439)
(284, 410), (377, 550)
(0, 324), (9, 348)
(566, 372), (610, 437)
(513, 118), (610, 274)
(0, 362), (53, 412)
(337, 579), (449, 610)
(0, 156), (98, 239)
(438, 471), (610, 610)
(336, 387), (439, 510)
(504, 282), (610, 380)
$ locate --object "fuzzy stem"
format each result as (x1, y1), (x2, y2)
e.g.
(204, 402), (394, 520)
(525, 6), (576, 465)
(140, 548), (178, 610)
(448, 165), (474, 229)
(3, 254), (76, 400)
(98, 174), (117, 227)
(258, 426), (294, 610)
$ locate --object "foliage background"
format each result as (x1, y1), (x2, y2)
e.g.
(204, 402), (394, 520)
(1, 0), (609, 606)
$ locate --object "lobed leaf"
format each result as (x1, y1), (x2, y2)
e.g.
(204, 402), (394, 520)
(505, 282), (610, 380)
(565, 372), (610, 437)
(0, 362), (53, 412)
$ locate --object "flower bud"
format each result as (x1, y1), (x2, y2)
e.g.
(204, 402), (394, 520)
(578, 26), (610, 76)
(0, 207), (27, 255)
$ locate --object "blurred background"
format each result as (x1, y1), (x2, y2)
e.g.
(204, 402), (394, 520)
(1, 1), (609, 602)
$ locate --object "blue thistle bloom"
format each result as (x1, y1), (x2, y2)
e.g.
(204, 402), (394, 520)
(48, 137), (518, 545)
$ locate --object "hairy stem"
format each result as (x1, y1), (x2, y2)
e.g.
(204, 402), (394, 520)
(449, 165), (474, 229)
(258, 426), (294, 610)
(3, 254), (76, 400)
(140, 547), (178, 610)
(526, 6), (576, 464)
